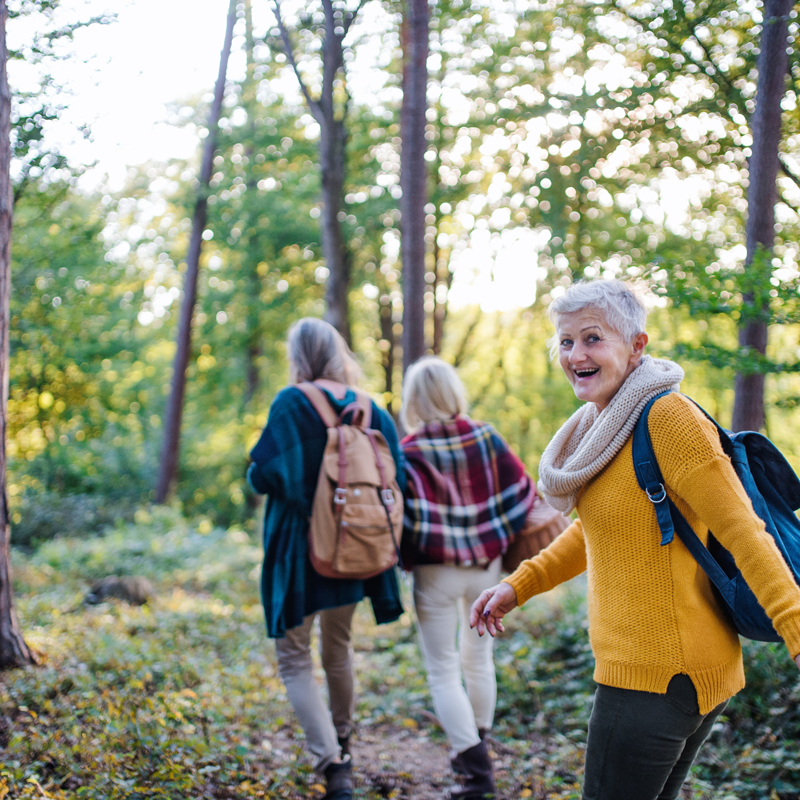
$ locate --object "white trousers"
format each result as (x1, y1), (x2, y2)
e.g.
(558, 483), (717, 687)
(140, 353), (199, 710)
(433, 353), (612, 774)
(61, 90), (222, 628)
(274, 603), (356, 773)
(413, 558), (501, 754)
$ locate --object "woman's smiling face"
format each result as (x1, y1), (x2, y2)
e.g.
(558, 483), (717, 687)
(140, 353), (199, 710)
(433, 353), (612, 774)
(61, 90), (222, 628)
(556, 308), (648, 411)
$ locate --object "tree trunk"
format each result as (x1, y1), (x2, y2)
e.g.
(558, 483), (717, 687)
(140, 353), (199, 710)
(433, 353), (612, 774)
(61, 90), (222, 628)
(380, 298), (395, 401)
(155, 0), (237, 504)
(400, 0), (429, 372)
(0, 0), (34, 669)
(318, 2), (351, 343)
(243, 0), (262, 409)
(432, 232), (444, 356)
(319, 116), (351, 343)
(731, 0), (791, 432)
(272, 0), (355, 344)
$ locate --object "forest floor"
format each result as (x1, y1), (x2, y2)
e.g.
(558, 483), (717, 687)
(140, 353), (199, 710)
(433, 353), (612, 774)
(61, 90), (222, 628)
(0, 508), (794, 799)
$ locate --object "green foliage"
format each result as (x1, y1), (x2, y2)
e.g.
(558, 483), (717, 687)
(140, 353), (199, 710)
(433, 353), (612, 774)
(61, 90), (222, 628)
(695, 640), (800, 799)
(650, 247), (800, 375)
(8, 182), (159, 531)
(9, 490), (137, 550)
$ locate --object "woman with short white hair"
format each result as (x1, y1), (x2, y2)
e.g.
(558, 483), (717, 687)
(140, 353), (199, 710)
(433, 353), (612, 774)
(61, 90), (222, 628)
(401, 356), (540, 799)
(471, 279), (800, 800)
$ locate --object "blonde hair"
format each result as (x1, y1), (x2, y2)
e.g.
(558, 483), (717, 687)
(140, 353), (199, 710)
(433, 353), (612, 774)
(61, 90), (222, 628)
(547, 279), (648, 359)
(287, 317), (362, 385)
(401, 356), (469, 433)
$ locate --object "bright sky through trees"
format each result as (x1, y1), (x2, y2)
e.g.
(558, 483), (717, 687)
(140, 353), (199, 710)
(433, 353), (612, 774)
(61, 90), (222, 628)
(5, 0), (542, 311)
(9, 0), (243, 187)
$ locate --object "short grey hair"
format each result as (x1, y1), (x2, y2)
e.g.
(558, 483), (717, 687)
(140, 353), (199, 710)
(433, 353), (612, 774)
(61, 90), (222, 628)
(287, 317), (362, 386)
(547, 279), (648, 358)
(401, 356), (469, 433)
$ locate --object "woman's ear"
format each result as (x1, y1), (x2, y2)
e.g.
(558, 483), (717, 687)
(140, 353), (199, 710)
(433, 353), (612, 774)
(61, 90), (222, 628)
(632, 331), (648, 358)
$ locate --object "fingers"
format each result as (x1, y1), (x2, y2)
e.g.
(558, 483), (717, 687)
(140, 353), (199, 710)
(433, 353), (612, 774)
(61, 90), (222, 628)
(483, 613), (506, 638)
(482, 589), (504, 619)
(469, 586), (501, 638)
(469, 589), (492, 629)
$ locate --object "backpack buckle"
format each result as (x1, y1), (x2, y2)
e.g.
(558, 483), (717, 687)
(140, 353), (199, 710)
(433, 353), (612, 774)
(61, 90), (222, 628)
(381, 489), (395, 506)
(334, 488), (347, 505)
(646, 484), (667, 504)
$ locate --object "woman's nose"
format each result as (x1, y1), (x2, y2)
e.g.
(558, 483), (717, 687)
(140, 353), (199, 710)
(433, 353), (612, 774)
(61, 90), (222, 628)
(569, 343), (586, 363)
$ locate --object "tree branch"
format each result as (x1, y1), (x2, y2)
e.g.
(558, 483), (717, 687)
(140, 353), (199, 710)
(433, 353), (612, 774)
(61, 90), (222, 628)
(451, 307), (483, 369)
(611, 0), (747, 120)
(779, 155), (800, 191)
(272, 0), (322, 122)
(343, 0), (369, 36)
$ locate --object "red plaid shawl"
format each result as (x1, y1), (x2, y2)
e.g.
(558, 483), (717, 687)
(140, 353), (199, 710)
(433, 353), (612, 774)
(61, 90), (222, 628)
(401, 416), (535, 568)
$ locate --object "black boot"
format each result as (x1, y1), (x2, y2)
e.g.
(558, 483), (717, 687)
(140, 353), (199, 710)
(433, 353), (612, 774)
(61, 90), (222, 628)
(338, 734), (351, 758)
(449, 740), (494, 800)
(323, 756), (353, 800)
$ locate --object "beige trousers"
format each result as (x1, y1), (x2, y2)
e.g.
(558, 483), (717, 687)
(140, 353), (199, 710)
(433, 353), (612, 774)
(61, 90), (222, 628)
(413, 558), (501, 754)
(275, 603), (356, 772)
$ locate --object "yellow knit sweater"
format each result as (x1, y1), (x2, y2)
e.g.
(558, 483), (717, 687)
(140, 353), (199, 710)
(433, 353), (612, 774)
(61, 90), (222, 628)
(505, 392), (800, 714)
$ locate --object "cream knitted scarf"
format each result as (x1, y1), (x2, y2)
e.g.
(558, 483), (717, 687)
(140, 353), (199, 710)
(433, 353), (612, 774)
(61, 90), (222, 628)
(538, 355), (684, 513)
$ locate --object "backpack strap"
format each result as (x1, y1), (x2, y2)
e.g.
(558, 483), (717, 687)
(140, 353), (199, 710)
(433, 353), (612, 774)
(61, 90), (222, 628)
(296, 382), (340, 428)
(296, 382), (374, 430)
(631, 391), (738, 598)
(631, 391), (676, 546)
(332, 390), (373, 429)
(353, 389), (373, 429)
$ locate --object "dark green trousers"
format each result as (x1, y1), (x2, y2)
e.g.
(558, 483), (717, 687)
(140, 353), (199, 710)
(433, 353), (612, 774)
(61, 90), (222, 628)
(582, 674), (728, 800)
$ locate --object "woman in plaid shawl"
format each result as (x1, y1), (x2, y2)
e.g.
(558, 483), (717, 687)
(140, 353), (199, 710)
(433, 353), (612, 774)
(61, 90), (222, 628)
(401, 356), (536, 800)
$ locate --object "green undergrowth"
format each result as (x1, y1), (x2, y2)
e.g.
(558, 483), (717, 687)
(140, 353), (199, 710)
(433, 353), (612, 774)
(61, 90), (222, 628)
(1, 510), (797, 798)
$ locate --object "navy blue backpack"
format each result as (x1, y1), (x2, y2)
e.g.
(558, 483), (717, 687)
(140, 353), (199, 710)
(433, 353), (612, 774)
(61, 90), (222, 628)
(632, 391), (800, 642)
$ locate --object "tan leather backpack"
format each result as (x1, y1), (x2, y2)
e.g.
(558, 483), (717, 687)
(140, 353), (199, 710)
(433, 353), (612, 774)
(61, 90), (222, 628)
(297, 382), (403, 580)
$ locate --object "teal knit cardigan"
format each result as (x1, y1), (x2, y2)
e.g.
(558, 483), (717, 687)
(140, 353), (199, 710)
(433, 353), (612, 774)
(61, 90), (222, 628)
(247, 384), (405, 638)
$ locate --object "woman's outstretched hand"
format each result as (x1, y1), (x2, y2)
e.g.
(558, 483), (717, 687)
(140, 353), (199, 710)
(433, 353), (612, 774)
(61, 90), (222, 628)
(469, 582), (518, 637)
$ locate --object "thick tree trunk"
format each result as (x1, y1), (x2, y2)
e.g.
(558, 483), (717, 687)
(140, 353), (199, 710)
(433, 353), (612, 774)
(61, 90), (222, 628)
(155, 0), (236, 504)
(400, 0), (429, 372)
(731, 0), (791, 432)
(0, 0), (34, 669)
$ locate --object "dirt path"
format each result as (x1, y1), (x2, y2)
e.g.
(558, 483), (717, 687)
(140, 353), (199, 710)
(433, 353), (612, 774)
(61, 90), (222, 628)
(267, 723), (542, 799)
(353, 725), (452, 799)
(267, 723), (452, 798)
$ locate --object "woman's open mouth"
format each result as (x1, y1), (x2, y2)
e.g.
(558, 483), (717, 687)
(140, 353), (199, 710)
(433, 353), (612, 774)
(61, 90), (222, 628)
(574, 368), (599, 380)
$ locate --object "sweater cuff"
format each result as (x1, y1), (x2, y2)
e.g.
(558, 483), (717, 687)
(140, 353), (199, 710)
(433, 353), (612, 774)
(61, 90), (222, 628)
(779, 614), (800, 660)
(503, 566), (542, 607)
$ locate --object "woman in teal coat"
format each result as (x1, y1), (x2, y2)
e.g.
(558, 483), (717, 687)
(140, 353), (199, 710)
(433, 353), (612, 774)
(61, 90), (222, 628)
(247, 318), (404, 800)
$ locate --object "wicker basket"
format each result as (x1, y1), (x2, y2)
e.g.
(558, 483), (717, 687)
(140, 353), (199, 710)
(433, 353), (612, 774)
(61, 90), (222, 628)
(502, 495), (572, 574)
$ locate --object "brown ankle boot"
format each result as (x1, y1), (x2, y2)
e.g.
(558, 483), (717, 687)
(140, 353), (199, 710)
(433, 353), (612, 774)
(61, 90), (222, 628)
(449, 740), (494, 800)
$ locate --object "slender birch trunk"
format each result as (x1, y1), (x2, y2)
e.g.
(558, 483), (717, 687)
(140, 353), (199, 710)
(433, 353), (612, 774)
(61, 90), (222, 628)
(0, 0), (34, 669)
(400, 0), (429, 372)
(155, 0), (237, 503)
(731, 0), (791, 432)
